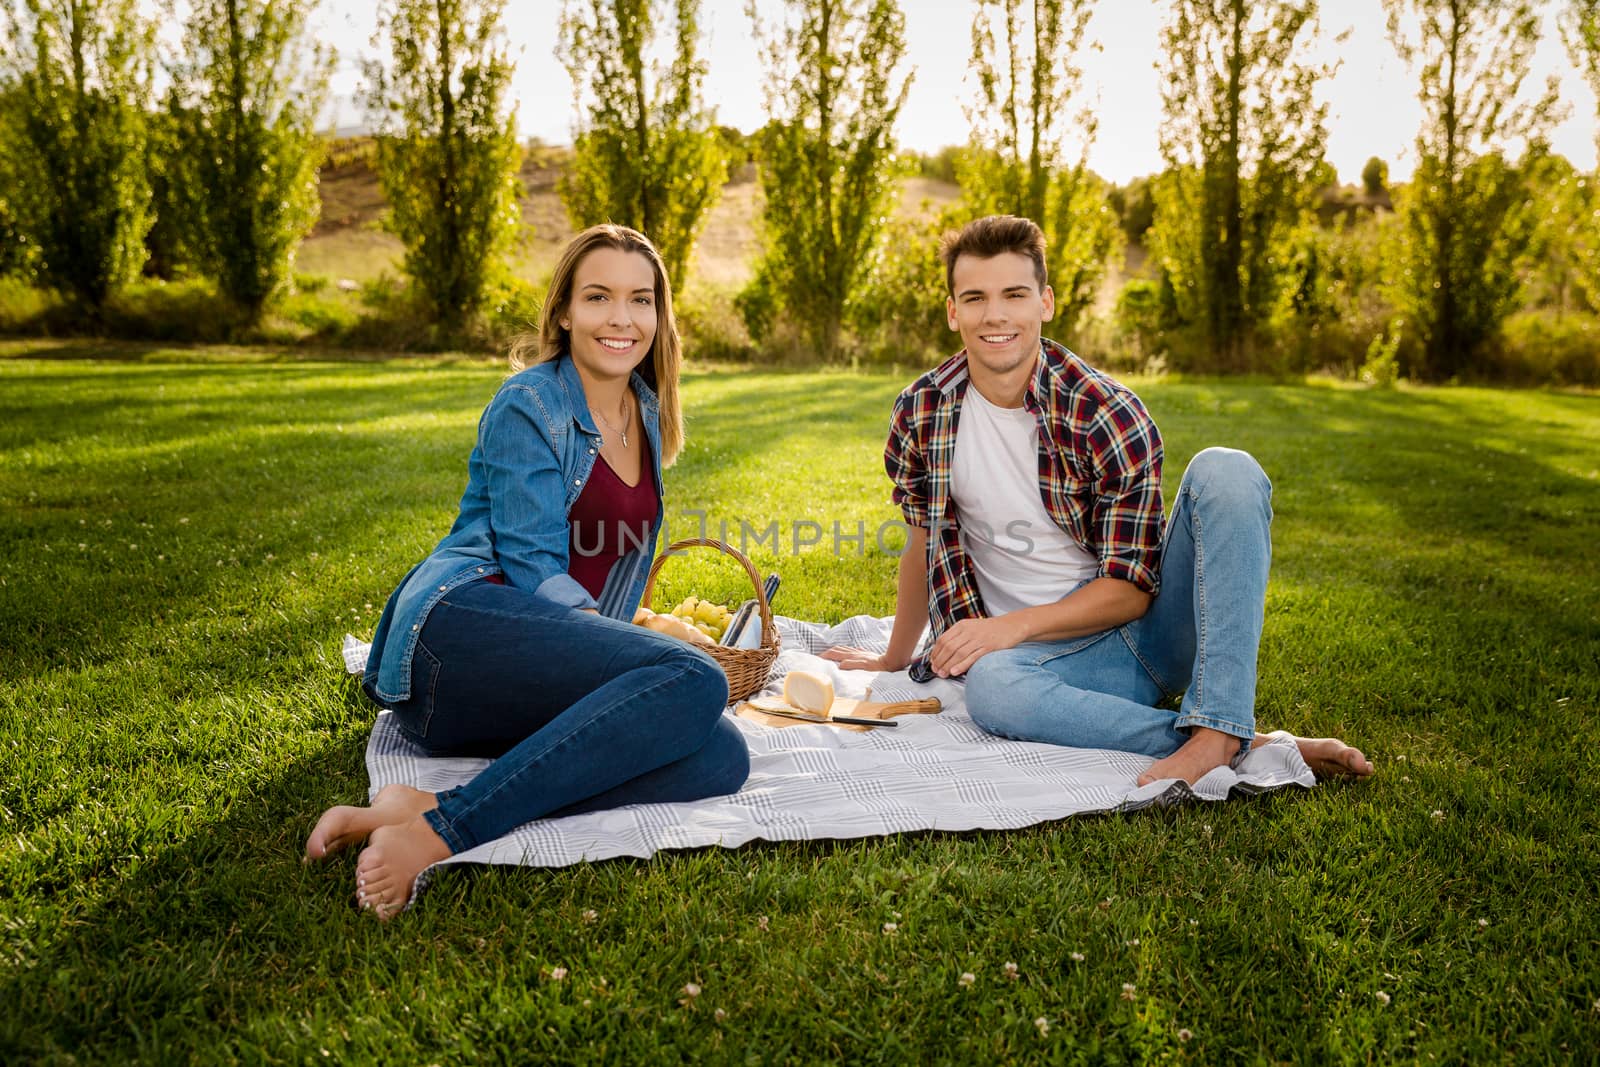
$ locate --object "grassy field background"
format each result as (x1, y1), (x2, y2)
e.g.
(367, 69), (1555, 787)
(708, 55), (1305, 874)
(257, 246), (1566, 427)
(1, 343), (1597, 1063)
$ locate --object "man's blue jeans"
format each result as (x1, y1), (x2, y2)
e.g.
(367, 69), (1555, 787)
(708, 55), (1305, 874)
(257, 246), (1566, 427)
(367, 579), (749, 854)
(965, 447), (1273, 759)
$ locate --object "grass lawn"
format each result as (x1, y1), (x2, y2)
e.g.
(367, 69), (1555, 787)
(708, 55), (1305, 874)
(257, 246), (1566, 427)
(1, 341), (1597, 1063)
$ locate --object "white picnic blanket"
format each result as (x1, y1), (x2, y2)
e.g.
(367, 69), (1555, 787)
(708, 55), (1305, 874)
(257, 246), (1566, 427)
(340, 615), (1314, 897)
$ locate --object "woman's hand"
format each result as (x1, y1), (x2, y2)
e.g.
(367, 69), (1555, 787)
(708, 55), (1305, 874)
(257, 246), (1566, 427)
(820, 646), (908, 672)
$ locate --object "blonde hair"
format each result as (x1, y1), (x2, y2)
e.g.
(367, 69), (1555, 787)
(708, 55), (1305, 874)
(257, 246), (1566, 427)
(508, 224), (685, 466)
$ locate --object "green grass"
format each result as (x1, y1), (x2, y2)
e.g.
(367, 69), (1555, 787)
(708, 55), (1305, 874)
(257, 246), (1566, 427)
(2, 343), (1597, 1063)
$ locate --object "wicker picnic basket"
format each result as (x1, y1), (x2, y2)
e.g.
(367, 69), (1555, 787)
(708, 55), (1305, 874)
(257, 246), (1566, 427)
(642, 537), (780, 704)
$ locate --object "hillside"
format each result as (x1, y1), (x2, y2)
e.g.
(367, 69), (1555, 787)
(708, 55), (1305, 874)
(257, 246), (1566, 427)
(297, 146), (962, 293)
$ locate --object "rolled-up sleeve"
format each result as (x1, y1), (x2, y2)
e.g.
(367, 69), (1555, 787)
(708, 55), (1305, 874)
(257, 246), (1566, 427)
(479, 386), (598, 611)
(885, 392), (931, 528)
(1086, 396), (1164, 594)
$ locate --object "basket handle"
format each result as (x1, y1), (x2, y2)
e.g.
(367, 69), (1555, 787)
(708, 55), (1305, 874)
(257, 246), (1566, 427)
(642, 537), (776, 646)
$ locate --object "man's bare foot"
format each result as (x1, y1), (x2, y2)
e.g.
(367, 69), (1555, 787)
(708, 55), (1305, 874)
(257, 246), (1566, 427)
(355, 817), (452, 921)
(1290, 736), (1374, 779)
(1137, 726), (1242, 786)
(305, 784), (437, 862)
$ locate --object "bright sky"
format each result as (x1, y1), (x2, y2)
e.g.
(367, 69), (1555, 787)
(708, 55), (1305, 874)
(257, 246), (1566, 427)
(313, 0), (1597, 184)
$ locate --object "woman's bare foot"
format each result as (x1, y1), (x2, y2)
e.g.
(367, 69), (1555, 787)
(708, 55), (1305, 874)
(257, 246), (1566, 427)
(305, 784), (437, 862)
(355, 817), (452, 921)
(1137, 726), (1241, 786)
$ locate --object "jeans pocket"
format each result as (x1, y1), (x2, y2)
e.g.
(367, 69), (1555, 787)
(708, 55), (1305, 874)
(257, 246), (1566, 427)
(393, 638), (442, 741)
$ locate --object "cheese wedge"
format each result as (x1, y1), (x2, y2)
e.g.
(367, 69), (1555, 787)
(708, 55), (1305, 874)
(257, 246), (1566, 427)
(782, 670), (835, 715)
(746, 694), (827, 721)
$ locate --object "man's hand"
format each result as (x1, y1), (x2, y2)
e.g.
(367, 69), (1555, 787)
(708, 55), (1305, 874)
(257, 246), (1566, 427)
(820, 646), (908, 672)
(928, 615), (1031, 677)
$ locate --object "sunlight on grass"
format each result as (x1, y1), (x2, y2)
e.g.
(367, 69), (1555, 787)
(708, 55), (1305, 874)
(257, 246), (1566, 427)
(1, 355), (1597, 1062)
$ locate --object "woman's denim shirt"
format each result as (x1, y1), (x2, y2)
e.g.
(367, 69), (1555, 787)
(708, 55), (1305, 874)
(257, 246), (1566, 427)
(364, 356), (664, 703)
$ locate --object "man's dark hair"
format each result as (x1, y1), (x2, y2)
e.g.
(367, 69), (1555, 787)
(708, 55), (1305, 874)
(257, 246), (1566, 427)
(938, 215), (1048, 295)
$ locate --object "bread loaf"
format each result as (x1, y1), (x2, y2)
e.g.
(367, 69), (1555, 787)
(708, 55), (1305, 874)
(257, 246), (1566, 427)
(640, 611), (715, 645)
(782, 670), (835, 714)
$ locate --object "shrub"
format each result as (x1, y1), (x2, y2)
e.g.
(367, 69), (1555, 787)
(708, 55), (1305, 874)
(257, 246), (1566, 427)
(101, 279), (248, 341)
(0, 277), (53, 333)
(1359, 321), (1403, 387)
(849, 208), (952, 367)
(1497, 309), (1600, 386)
(678, 286), (755, 363)
(1272, 217), (1399, 376)
(1112, 277), (1174, 369)
(276, 287), (361, 338)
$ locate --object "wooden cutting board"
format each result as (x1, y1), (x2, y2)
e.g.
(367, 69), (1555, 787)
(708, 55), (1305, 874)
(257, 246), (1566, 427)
(735, 695), (942, 732)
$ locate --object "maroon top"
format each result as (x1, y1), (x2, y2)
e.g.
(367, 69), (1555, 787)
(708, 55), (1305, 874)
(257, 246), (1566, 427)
(565, 456), (658, 600)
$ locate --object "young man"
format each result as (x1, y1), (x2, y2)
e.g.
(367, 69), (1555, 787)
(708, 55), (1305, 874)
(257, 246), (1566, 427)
(824, 215), (1372, 785)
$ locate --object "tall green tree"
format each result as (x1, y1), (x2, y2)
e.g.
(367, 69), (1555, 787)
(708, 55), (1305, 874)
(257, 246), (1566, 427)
(1383, 0), (1560, 379)
(0, 85), (29, 278)
(960, 0), (1118, 336)
(1150, 0), (1332, 370)
(558, 0), (727, 289)
(166, 0), (332, 320)
(0, 0), (154, 307)
(1559, 1), (1600, 311)
(741, 0), (912, 361)
(365, 0), (523, 330)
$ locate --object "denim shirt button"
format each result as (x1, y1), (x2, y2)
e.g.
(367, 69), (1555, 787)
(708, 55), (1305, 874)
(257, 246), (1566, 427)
(588, 448), (596, 455)
(411, 624), (419, 631)
(477, 567), (485, 573)
(573, 479), (581, 487)
(439, 585), (447, 591)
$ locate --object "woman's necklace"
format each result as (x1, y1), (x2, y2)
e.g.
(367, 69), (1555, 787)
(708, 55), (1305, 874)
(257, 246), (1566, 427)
(590, 395), (632, 448)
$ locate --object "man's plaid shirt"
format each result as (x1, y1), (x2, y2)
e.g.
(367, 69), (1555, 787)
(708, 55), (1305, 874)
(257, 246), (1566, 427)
(885, 339), (1165, 682)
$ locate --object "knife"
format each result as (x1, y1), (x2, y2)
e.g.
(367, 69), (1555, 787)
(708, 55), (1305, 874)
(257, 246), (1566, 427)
(742, 700), (898, 728)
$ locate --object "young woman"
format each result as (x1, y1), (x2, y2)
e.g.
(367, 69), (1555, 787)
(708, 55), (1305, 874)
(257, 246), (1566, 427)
(306, 225), (749, 919)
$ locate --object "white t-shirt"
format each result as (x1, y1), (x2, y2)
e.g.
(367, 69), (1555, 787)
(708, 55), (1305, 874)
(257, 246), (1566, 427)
(950, 385), (1099, 616)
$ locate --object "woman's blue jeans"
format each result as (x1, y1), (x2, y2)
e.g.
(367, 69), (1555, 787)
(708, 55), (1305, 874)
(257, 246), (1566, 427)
(965, 447), (1273, 760)
(367, 579), (749, 854)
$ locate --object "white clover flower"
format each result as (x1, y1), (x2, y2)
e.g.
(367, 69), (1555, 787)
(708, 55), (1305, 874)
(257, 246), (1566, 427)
(581, 909), (598, 923)
(958, 972), (976, 987)
(1178, 1028), (1193, 1042)
(1431, 810), (1445, 820)
(1121, 983), (1137, 1001)
(757, 915), (769, 931)
(1034, 1017), (1050, 1036)
(1070, 951), (1085, 962)
(682, 982), (701, 998)
(714, 1008), (727, 1022)
(1375, 990), (1391, 1006)
(1003, 962), (1019, 980)
(549, 966), (568, 981)
(882, 922), (898, 934)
